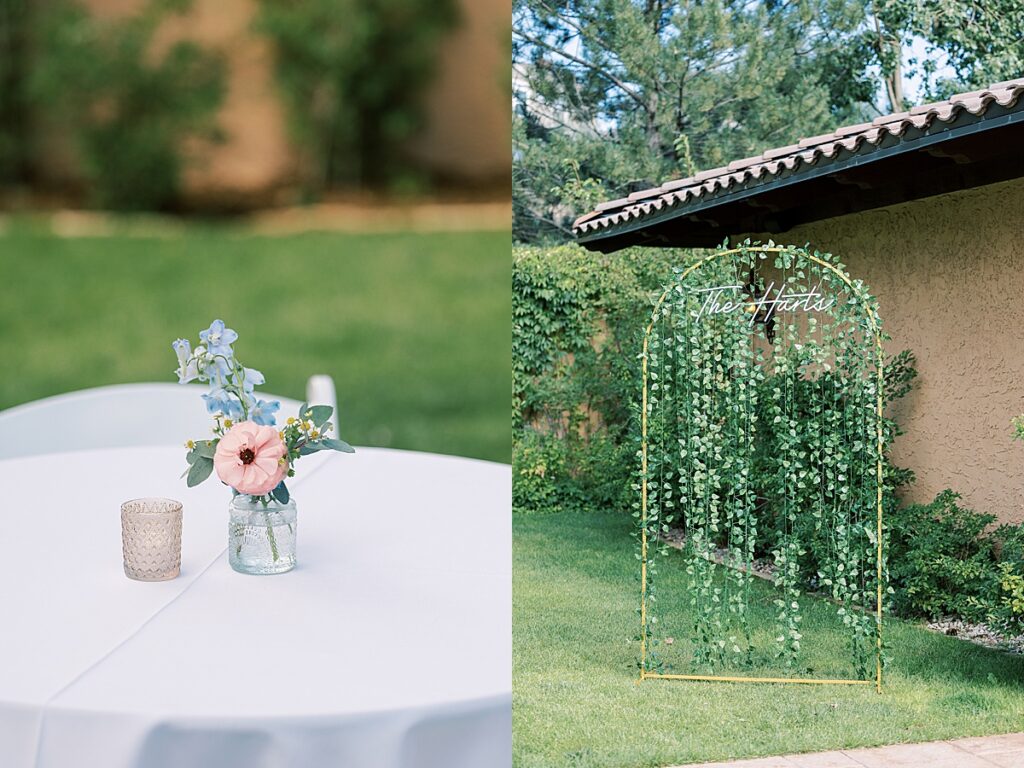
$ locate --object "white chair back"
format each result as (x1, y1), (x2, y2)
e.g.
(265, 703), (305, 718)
(0, 383), (307, 461)
(305, 375), (338, 421)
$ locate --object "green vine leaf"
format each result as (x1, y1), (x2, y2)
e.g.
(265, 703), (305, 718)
(637, 242), (889, 680)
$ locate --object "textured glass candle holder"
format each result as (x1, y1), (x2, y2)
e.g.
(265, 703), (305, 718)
(121, 498), (183, 581)
(228, 495), (297, 575)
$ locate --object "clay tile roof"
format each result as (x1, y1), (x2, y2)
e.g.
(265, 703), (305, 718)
(573, 77), (1024, 240)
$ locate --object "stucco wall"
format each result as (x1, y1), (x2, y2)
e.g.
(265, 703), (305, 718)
(406, 0), (511, 182)
(756, 178), (1024, 524)
(39, 0), (510, 203)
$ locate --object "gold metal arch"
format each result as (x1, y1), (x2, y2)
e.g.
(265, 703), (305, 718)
(638, 245), (885, 693)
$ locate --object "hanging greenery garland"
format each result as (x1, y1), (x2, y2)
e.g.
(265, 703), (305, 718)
(636, 242), (887, 687)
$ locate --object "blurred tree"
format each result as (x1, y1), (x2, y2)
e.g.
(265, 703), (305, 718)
(255, 0), (458, 196)
(32, 0), (225, 211)
(0, 0), (29, 186)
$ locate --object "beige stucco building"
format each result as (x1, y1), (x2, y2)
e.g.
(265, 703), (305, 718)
(782, 178), (1024, 524)
(574, 79), (1024, 524)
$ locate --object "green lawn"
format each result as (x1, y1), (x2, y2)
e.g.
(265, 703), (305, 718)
(0, 226), (510, 463)
(514, 510), (1024, 768)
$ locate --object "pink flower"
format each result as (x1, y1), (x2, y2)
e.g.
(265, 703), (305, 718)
(214, 421), (288, 496)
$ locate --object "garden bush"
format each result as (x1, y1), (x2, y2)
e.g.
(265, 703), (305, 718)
(513, 244), (679, 513)
(983, 523), (1024, 633)
(887, 490), (1024, 633)
(31, 0), (225, 211)
(887, 489), (999, 620)
(512, 430), (578, 514)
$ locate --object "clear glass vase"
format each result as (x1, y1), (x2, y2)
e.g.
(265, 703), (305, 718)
(228, 495), (297, 575)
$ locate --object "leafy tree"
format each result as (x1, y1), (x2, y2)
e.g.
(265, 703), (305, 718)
(867, 0), (1024, 106)
(512, 0), (874, 241)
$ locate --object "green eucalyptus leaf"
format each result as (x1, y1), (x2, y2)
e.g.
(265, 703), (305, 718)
(187, 456), (214, 487)
(271, 482), (290, 504)
(194, 440), (217, 459)
(308, 405), (333, 428)
(321, 438), (355, 453)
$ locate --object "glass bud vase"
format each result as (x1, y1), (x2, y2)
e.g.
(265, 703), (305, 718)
(228, 494), (297, 575)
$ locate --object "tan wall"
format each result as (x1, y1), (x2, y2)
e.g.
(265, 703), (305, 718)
(407, 0), (511, 182)
(757, 178), (1024, 524)
(162, 0), (297, 205)
(42, 0), (511, 203)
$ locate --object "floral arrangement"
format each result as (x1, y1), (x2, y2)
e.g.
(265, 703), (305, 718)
(172, 319), (353, 503)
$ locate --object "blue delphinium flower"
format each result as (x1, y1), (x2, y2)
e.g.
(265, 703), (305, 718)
(202, 388), (244, 421)
(239, 388), (257, 415)
(202, 352), (232, 388)
(199, 319), (238, 357)
(233, 366), (265, 393)
(250, 398), (281, 426)
(172, 338), (199, 384)
(175, 320), (282, 427)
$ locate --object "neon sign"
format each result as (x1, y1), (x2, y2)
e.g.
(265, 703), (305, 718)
(693, 282), (836, 324)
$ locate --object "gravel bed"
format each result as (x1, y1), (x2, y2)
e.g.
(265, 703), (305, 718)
(926, 617), (1024, 655)
(660, 529), (1024, 655)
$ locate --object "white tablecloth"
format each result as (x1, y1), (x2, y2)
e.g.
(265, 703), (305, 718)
(0, 446), (511, 768)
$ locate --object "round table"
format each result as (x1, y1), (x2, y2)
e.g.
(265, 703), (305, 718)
(0, 446), (510, 768)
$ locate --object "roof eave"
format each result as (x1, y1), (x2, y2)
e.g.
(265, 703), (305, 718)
(576, 96), (1024, 251)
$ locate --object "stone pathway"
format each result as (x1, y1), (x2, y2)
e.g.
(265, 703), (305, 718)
(675, 733), (1024, 767)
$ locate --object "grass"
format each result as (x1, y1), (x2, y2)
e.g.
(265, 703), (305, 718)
(513, 510), (1024, 768)
(0, 225), (510, 462)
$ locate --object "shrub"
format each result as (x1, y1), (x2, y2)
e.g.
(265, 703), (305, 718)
(513, 430), (634, 515)
(512, 431), (578, 514)
(986, 524), (1024, 633)
(254, 0), (457, 194)
(513, 244), (679, 513)
(31, 0), (225, 210)
(885, 491), (1024, 634)
(887, 489), (1000, 620)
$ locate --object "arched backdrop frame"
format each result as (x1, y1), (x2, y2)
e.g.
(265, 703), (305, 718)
(638, 244), (885, 692)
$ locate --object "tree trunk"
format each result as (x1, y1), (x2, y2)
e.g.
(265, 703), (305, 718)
(885, 51), (905, 113)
